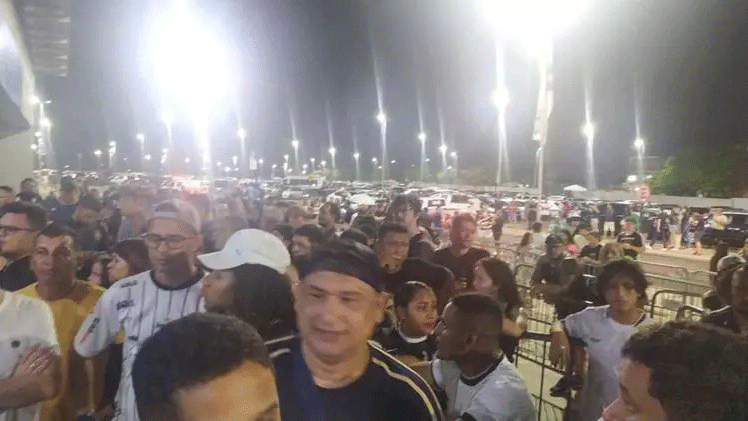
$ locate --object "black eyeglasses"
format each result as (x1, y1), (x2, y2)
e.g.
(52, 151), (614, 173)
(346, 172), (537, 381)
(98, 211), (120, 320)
(141, 233), (195, 249)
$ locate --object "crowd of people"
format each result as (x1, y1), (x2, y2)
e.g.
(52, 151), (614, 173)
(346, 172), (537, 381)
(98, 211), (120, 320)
(0, 175), (746, 421)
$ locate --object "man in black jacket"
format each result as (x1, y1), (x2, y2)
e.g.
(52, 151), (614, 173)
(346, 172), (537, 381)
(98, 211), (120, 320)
(0, 202), (47, 291)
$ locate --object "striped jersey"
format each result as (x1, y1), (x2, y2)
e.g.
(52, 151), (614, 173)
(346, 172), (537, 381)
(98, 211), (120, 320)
(268, 335), (444, 421)
(74, 270), (204, 421)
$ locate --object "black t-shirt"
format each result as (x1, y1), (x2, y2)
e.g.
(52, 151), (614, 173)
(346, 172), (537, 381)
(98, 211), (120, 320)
(374, 328), (437, 362)
(0, 256), (36, 292)
(579, 244), (602, 261)
(530, 254), (565, 286)
(269, 336), (444, 421)
(384, 258), (452, 297)
(617, 231), (643, 259)
(433, 247), (490, 289)
(410, 231), (436, 261)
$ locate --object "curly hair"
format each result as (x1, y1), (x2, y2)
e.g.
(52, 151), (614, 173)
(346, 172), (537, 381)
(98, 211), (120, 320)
(622, 321), (748, 421)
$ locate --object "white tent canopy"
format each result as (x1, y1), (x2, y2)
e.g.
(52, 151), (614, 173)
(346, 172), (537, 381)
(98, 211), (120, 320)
(563, 184), (587, 192)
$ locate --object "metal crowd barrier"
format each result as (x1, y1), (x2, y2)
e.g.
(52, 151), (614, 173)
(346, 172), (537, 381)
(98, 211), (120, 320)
(675, 304), (706, 321)
(515, 331), (568, 421)
(648, 289), (706, 322)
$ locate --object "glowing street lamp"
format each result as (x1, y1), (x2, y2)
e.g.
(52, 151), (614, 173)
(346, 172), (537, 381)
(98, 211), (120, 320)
(185, 157), (191, 164)
(283, 154), (289, 176)
(582, 121), (596, 190)
(310, 157), (316, 171)
(492, 87), (510, 186)
(94, 149), (103, 171)
(353, 152), (360, 181)
(40, 117), (51, 128)
(291, 139), (300, 172)
(144, 154), (152, 161)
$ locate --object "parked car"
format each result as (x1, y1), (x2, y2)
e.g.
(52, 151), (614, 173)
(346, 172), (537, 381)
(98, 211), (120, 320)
(701, 211), (748, 247)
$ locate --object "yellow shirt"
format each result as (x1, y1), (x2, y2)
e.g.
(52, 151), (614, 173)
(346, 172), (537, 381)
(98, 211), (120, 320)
(19, 281), (106, 421)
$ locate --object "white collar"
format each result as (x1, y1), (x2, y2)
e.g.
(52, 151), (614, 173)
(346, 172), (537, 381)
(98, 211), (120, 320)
(397, 326), (428, 344)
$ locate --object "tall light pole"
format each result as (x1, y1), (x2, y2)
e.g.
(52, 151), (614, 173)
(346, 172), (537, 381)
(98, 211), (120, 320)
(271, 164), (277, 178)
(108, 141), (116, 171)
(418, 132), (427, 182)
(310, 157), (316, 172)
(136, 133), (146, 169)
(451, 151), (459, 181)
(353, 152), (360, 181)
(258, 159), (264, 178)
(328, 147), (337, 179)
(94, 149), (103, 172)
(634, 137), (645, 183)
(439, 144), (448, 177)
(162, 111), (173, 172)
(237, 127), (247, 177)
(371, 157), (378, 182)
(283, 154), (289, 177)
(376, 111), (387, 182)
(492, 86), (510, 186)
(582, 121), (596, 191)
(291, 139), (300, 173)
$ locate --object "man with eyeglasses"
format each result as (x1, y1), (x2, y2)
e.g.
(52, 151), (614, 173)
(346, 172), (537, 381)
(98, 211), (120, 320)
(75, 199), (205, 421)
(0, 202), (48, 291)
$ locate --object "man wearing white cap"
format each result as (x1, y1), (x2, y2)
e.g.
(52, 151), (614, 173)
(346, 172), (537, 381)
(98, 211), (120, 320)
(198, 229), (297, 341)
(74, 199), (205, 421)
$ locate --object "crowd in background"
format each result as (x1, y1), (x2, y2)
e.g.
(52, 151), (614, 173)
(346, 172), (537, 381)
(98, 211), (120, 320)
(0, 175), (746, 421)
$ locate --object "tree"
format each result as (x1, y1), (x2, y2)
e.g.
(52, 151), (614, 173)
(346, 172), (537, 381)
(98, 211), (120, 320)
(648, 146), (748, 198)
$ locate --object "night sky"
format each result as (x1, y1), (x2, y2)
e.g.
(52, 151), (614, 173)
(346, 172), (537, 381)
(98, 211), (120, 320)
(41, 0), (748, 187)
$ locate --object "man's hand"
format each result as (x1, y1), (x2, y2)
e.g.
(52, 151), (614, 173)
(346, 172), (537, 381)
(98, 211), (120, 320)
(13, 347), (55, 377)
(549, 331), (571, 370)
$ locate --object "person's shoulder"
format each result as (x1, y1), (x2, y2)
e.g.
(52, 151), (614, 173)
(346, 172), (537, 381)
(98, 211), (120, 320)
(569, 305), (608, 320)
(369, 344), (434, 391)
(4, 290), (48, 314)
(105, 271), (153, 297)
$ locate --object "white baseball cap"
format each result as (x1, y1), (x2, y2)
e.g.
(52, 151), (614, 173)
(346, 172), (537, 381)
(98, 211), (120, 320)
(198, 229), (291, 274)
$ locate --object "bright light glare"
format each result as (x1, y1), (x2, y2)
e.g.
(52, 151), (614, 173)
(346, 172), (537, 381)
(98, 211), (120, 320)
(94, 150), (102, 157)
(376, 111), (387, 125)
(451, 151), (457, 158)
(418, 132), (427, 142)
(626, 174), (637, 183)
(40, 117), (51, 128)
(30, 144), (38, 151)
(30, 95), (40, 105)
(291, 139), (299, 148)
(372, 157), (377, 163)
(353, 152), (360, 159)
(162, 148), (168, 154)
(145, 154), (152, 161)
(109, 141), (116, 147)
(185, 157), (191, 163)
(136, 133), (145, 142)
(237, 128), (247, 139)
(491, 88), (510, 108)
(329, 147), (336, 155)
(481, 0), (590, 52)
(153, 7), (234, 113)
(634, 137), (645, 150)
(582, 122), (595, 139)
(439, 144), (448, 154)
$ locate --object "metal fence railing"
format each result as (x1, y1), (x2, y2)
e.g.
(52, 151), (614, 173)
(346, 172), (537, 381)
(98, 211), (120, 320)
(648, 289), (706, 322)
(515, 331), (568, 421)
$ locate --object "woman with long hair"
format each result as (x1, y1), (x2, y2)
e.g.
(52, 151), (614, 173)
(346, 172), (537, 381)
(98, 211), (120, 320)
(473, 257), (526, 360)
(108, 238), (152, 282)
(198, 229), (296, 341)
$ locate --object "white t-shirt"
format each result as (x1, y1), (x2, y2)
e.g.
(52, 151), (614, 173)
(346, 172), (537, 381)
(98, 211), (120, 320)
(74, 270), (204, 421)
(0, 292), (58, 421)
(432, 357), (535, 421)
(563, 306), (653, 421)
